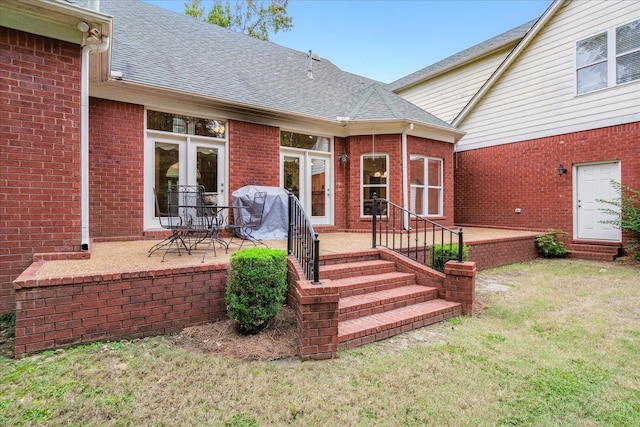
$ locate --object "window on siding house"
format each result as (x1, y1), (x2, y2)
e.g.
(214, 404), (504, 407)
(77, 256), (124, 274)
(361, 154), (388, 216)
(410, 156), (443, 217)
(576, 19), (640, 94)
(616, 19), (640, 84)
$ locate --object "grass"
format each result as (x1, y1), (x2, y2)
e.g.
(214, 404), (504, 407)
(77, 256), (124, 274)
(1, 258), (639, 426)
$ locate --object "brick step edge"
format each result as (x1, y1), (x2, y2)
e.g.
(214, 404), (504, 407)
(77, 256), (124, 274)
(567, 245), (620, 254)
(319, 259), (396, 280)
(338, 299), (461, 348)
(339, 285), (438, 321)
(567, 251), (617, 261)
(331, 271), (417, 298)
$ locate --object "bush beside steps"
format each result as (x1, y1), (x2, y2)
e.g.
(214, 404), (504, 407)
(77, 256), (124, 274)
(225, 248), (288, 335)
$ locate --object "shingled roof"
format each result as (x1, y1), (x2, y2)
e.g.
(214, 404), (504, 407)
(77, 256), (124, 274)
(99, 0), (455, 131)
(385, 19), (537, 92)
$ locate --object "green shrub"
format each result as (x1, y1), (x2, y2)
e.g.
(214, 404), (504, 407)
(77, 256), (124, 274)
(430, 244), (468, 272)
(225, 248), (288, 335)
(536, 230), (570, 258)
(598, 181), (640, 259)
(0, 311), (15, 339)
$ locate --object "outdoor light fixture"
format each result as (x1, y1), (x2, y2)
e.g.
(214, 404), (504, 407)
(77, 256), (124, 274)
(338, 152), (348, 164)
(77, 21), (90, 33)
(557, 164), (568, 176)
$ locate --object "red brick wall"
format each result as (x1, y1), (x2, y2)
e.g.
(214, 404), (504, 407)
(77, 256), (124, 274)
(0, 28), (82, 313)
(14, 262), (229, 356)
(89, 99), (145, 238)
(228, 120), (280, 192)
(455, 123), (640, 242)
(467, 236), (539, 270)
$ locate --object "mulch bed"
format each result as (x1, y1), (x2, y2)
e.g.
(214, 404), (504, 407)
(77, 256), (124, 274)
(170, 306), (299, 361)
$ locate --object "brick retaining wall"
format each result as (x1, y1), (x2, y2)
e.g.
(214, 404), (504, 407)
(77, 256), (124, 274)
(14, 263), (229, 356)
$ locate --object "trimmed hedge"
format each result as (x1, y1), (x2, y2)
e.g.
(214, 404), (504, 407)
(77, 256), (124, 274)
(225, 248), (288, 334)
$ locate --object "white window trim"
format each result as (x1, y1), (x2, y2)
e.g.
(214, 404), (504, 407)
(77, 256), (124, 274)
(575, 19), (640, 95)
(409, 155), (443, 217)
(360, 153), (389, 217)
(144, 108), (228, 231)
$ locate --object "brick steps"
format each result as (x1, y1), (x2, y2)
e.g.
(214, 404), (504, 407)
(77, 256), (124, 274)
(338, 299), (461, 350)
(320, 254), (462, 351)
(339, 284), (438, 321)
(567, 242), (620, 262)
(320, 259), (396, 280)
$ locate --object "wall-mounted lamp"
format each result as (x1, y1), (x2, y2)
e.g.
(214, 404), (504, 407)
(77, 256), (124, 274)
(557, 164), (568, 176)
(338, 152), (349, 164)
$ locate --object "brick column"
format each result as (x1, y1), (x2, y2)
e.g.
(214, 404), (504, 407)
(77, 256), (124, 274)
(444, 261), (476, 315)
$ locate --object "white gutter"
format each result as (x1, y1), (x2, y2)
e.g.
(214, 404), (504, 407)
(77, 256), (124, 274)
(401, 123), (414, 227)
(80, 34), (110, 250)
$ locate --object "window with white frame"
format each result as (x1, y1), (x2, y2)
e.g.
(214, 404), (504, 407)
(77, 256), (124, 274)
(146, 110), (226, 223)
(576, 19), (640, 94)
(409, 156), (443, 217)
(361, 154), (388, 216)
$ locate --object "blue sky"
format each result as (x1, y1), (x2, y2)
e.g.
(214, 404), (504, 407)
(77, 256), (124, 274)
(142, 0), (553, 83)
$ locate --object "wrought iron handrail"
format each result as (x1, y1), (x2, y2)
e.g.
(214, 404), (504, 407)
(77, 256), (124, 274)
(371, 194), (464, 271)
(287, 190), (321, 284)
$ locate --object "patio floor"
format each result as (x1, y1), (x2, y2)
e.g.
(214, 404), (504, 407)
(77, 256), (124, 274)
(33, 227), (539, 278)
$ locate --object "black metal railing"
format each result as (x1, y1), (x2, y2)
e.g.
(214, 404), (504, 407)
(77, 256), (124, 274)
(287, 190), (321, 284)
(371, 194), (464, 271)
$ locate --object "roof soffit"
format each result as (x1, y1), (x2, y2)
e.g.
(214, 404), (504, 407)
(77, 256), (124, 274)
(0, 0), (112, 44)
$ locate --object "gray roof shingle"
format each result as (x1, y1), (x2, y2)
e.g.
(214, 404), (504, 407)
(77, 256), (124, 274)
(385, 19), (537, 92)
(100, 0), (455, 131)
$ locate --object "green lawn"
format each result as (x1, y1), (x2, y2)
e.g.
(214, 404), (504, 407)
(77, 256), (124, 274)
(1, 259), (639, 426)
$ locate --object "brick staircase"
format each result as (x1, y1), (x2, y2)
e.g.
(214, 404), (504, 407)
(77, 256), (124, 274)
(319, 254), (462, 350)
(567, 241), (621, 262)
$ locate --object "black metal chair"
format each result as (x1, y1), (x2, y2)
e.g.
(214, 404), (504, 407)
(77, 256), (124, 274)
(226, 191), (268, 250)
(148, 187), (190, 261)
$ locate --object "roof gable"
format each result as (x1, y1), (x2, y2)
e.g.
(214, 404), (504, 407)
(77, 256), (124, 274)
(453, 0), (563, 126)
(386, 18), (537, 93)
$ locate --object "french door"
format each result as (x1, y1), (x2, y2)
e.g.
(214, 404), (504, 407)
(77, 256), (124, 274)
(281, 149), (332, 225)
(147, 134), (225, 229)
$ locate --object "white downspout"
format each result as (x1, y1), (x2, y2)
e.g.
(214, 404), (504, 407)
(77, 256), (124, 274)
(401, 123), (414, 228)
(80, 35), (109, 250)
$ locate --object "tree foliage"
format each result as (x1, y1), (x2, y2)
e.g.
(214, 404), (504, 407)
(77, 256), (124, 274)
(599, 180), (640, 258)
(184, 0), (293, 41)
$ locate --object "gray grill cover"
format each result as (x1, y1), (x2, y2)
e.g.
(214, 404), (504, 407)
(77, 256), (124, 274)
(231, 186), (288, 240)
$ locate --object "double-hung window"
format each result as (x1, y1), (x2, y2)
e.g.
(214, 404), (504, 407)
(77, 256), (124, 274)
(576, 19), (640, 94)
(361, 154), (388, 216)
(409, 156), (443, 217)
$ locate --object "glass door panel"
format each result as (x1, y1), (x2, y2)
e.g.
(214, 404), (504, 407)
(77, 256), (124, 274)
(196, 146), (218, 192)
(154, 141), (180, 216)
(283, 155), (302, 202)
(310, 157), (329, 221)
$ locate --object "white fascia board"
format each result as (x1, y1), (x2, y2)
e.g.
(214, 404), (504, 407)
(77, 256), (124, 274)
(0, 0), (112, 44)
(91, 79), (465, 143)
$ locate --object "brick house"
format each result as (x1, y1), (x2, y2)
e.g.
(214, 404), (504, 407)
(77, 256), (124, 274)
(388, 0), (640, 259)
(0, 0), (464, 314)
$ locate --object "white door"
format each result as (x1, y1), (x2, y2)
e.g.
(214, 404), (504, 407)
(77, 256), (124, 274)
(281, 150), (332, 225)
(575, 162), (621, 241)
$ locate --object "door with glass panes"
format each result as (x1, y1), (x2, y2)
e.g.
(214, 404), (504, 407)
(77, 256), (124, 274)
(150, 137), (225, 227)
(281, 150), (331, 225)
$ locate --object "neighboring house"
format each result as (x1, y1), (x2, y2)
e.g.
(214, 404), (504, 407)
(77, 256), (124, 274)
(0, 0), (463, 313)
(389, 0), (640, 258)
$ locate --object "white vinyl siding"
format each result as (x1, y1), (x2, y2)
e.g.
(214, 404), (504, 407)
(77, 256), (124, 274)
(397, 48), (511, 124)
(457, 0), (640, 152)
